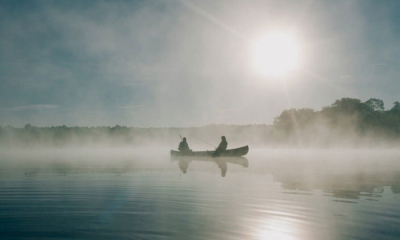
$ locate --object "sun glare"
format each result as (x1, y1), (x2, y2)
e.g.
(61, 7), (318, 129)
(253, 31), (300, 78)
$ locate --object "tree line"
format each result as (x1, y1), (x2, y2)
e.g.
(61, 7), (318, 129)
(272, 98), (400, 147)
(1, 98), (399, 148)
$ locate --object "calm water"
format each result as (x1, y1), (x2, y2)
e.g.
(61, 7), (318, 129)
(1, 149), (400, 240)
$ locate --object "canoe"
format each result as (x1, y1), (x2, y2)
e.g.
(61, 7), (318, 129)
(170, 145), (249, 157)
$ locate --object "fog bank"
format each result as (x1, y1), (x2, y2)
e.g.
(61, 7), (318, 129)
(1, 98), (399, 149)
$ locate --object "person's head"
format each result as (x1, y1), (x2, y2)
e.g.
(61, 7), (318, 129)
(183, 137), (187, 142)
(221, 136), (226, 141)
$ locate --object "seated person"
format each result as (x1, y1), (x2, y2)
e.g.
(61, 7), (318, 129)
(213, 136), (228, 157)
(178, 137), (191, 153)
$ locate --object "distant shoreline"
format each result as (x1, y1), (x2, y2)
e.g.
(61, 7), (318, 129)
(1, 98), (399, 148)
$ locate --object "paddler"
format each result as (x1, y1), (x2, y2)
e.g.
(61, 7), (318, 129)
(212, 136), (228, 157)
(178, 137), (191, 153)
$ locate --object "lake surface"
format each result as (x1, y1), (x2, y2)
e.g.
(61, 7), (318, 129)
(1, 149), (400, 239)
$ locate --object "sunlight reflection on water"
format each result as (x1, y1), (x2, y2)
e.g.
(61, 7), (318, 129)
(1, 149), (400, 239)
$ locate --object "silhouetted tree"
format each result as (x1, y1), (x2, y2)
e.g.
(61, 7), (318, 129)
(365, 98), (384, 112)
(391, 101), (400, 113)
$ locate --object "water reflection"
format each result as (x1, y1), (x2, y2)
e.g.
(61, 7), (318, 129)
(250, 152), (400, 202)
(171, 156), (249, 177)
(1, 150), (400, 239)
(277, 169), (400, 201)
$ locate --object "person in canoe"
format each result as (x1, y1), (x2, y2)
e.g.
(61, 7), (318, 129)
(212, 136), (228, 157)
(178, 137), (192, 153)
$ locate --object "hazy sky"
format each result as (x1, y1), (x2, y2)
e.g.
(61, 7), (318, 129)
(1, 0), (399, 127)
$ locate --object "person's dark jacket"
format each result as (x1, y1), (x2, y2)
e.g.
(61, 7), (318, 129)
(216, 140), (227, 151)
(178, 141), (190, 152)
(212, 138), (228, 157)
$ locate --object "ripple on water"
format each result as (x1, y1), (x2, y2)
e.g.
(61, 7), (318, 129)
(1, 150), (400, 239)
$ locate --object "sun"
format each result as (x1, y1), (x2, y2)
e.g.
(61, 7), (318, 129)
(253, 31), (300, 77)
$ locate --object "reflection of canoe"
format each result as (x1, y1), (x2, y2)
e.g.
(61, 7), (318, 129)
(171, 156), (249, 168)
(170, 145), (249, 157)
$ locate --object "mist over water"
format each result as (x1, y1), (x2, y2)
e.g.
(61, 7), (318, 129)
(2, 0), (400, 239)
(1, 97), (400, 239)
(1, 149), (400, 239)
